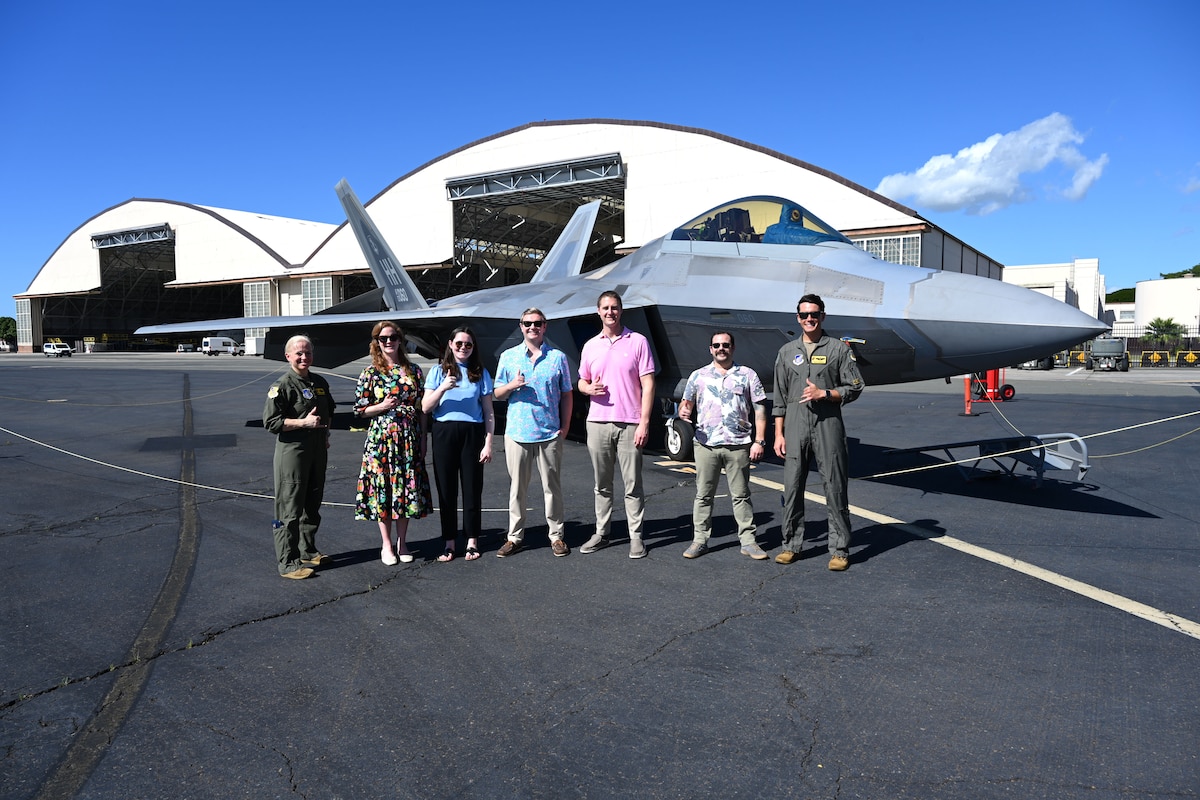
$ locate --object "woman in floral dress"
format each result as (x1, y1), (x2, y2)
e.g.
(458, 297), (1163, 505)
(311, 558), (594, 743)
(354, 320), (433, 564)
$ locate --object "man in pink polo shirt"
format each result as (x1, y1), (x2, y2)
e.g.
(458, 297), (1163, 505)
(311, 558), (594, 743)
(577, 290), (657, 558)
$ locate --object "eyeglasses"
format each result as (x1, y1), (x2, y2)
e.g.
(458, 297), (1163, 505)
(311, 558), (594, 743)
(710, 343), (732, 350)
(520, 320), (545, 328)
(797, 311), (823, 320)
(452, 341), (474, 350)
(376, 334), (400, 343)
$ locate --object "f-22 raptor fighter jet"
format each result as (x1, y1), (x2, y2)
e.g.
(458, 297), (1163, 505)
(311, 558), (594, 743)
(138, 180), (1107, 442)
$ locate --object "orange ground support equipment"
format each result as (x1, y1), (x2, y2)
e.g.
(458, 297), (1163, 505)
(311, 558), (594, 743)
(965, 369), (1015, 409)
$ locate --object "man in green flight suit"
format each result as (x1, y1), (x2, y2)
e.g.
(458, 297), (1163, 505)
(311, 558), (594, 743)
(772, 294), (865, 571)
(263, 335), (335, 579)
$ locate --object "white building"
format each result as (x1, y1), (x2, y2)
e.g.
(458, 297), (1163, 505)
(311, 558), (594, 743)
(1129, 276), (1200, 333)
(1001, 258), (1104, 319)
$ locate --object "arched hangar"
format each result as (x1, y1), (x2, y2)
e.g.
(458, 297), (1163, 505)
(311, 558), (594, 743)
(15, 119), (1001, 351)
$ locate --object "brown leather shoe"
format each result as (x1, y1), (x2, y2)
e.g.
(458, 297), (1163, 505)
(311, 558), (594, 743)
(774, 550), (799, 564)
(551, 539), (570, 557)
(828, 555), (849, 571)
(281, 567), (315, 580)
(496, 540), (522, 558)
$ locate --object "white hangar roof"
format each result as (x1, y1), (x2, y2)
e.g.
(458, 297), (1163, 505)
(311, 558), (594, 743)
(304, 119), (929, 275)
(20, 199), (336, 298)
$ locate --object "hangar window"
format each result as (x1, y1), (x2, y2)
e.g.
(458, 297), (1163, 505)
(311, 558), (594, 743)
(853, 234), (920, 267)
(302, 277), (333, 314)
(244, 282), (271, 337)
(16, 298), (32, 347)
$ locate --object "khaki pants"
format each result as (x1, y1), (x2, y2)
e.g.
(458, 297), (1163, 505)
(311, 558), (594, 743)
(692, 443), (757, 546)
(586, 421), (644, 540)
(504, 435), (565, 543)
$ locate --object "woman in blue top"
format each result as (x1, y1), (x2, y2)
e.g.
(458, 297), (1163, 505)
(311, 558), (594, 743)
(422, 325), (495, 561)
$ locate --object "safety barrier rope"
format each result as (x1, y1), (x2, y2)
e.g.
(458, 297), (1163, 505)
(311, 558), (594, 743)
(0, 423), (514, 513)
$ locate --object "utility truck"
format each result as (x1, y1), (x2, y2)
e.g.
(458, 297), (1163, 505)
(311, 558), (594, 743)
(1086, 336), (1129, 372)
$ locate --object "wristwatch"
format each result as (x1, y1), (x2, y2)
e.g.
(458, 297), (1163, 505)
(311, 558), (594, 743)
(754, 439), (766, 446)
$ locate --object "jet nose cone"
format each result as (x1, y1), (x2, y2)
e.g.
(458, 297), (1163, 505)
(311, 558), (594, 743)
(910, 271), (1109, 371)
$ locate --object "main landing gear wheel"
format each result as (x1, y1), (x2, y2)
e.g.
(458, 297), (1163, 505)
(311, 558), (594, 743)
(665, 417), (694, 461)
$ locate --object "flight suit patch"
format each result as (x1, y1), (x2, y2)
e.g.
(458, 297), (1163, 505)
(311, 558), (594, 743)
(268, 386), (280, 399)
(812, 355), (827, 365)
(793, 354), (805, 366)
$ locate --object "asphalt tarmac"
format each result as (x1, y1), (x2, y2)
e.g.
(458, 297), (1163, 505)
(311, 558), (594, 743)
(1, 352), (1198, 799)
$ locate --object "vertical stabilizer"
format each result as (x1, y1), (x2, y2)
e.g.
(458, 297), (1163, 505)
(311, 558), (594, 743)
(529, 200), (602, 284)
(335, 179), (429, 311)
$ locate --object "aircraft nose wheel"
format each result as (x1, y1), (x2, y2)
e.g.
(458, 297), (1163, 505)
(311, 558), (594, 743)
(665, 417), (694, 461)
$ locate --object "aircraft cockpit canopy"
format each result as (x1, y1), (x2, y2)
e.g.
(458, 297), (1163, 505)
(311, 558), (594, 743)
(670, 197), (852, 247)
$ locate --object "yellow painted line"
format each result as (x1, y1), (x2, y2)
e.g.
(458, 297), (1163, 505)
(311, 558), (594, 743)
(749, 475), (1200, 641)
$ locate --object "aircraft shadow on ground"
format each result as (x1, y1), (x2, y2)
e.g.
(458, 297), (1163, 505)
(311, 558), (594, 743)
(847, 438), (1158, 519)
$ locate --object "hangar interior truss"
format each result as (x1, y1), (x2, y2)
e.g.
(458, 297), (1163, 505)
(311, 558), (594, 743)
(435, 154), (627, 300)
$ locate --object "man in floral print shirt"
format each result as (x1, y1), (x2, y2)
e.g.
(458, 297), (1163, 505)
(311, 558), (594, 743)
(678, 331), (769, 561)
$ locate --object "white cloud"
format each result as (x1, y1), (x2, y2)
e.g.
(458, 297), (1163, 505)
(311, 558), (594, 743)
(875, 113), (1108, 215)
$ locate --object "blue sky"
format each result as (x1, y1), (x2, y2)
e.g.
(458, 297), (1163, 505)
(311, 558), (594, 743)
(2, 0), (1197, 320)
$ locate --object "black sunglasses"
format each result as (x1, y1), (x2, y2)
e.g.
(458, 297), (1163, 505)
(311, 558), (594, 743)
(452, 340), (474, 349)
(710, 343), (732, 350)
(797, 311), (823, 320)
(376, 334), (401, 343)
(521, 320), (546, 328)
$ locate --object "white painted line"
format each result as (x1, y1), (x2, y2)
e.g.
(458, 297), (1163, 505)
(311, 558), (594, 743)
(749, 475), (1200, 641)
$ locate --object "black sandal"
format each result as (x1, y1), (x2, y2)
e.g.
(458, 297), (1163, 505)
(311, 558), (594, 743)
(437, 548), (455, 563)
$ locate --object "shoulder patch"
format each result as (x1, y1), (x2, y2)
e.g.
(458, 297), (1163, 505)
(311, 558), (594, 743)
(268, 385), (280, 399)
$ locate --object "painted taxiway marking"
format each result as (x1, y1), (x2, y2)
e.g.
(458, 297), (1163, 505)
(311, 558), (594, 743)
(748, 475), (1200, 642)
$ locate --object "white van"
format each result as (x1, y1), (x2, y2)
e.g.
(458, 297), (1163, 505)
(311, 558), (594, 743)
(43, 342), (73, 357)
(201, 336), (244, 356)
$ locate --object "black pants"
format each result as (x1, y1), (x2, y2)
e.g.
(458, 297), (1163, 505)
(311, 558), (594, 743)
(430, 420), (485, 543)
